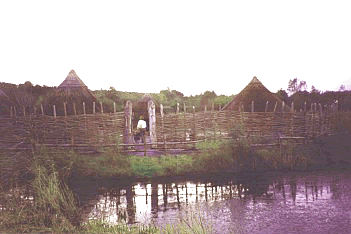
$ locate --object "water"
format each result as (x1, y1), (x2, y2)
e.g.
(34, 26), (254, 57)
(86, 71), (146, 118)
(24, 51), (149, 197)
(70, 169), (351, 233)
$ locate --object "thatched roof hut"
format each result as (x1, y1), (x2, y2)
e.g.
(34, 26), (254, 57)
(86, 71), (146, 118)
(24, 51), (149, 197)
(44, 70), (98, 115)
(222, 76), (290, 112)
(58, 70), (96, 98)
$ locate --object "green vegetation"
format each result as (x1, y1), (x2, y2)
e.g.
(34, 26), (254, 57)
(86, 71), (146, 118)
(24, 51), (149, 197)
(0, 148), (214, 233)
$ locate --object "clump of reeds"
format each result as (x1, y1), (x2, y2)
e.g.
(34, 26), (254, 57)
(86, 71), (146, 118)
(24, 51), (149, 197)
(0, 149), (80, 232)
(81, 219), (158, 233)
(160, 210), (213, 234)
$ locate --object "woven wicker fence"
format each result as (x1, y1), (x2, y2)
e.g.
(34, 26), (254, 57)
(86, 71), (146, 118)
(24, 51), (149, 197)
(0, 104), (340, 154)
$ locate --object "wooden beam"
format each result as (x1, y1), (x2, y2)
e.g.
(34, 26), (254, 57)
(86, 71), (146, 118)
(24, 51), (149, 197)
(265, 101), (268, 113)
(64, 102), (67, 117)
(83, 102), (86, 115)
(53, 105), (56, 118)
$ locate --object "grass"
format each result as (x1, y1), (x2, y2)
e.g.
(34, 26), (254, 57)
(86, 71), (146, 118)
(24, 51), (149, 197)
(0, 148), (214, 233)
(2, 121), (351, 232)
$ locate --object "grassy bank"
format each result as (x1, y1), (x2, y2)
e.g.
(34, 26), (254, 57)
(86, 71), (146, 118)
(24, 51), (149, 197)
(31, 127), (350, 180)
(1, 129), (350, 232)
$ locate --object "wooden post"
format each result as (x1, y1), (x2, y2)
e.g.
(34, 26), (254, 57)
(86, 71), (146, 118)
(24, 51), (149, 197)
(41, 104), (44, 115)
(100, 102), (103, 114)
(291, 102), (294, 112)
(213, 104), (216, 141)
(160, 104), (166, 151)
(176, 103), (179, 114)
(211, 102), (214, 112)
(10, 106), (13, 118)
(192, 106), (196, 147)
(14, 106), (16, 117)
(282, 101), (285, 112)
(184, 103), (187, 142)
(203, 105), (207, 139)
(304, 101), (307, 112)
(274, 102), (277, 112)
(319, 103), (323, 135)
(113, 102), (116, 113)
(83, 102), (86, 115)
(124, 101), (133, 145)
(93, 102), (96, 114)
(34, 106), (37, 116)
(53, 105), (56, 118)
(64, 102), (67, 117)
(73, 103), (77, 116)
(251, 100), (254, 112)
(148, 100), (157, 148)
(265, 101), (269, 113)
(23, 106), (25, 117)
(144, 134), (147, 156)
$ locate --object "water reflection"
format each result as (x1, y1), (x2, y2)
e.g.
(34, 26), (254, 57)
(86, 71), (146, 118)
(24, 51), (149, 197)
(80, 170), (351, 233)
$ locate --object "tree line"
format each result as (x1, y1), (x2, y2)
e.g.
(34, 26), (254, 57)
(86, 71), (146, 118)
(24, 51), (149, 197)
(1, 78), (351, 115)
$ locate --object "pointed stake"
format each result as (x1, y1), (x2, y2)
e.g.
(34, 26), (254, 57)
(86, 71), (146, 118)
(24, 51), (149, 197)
(64, 102), (67, 117)
(73, 103), (77, 116)
(53, 105), (56, 118)
(83, 102), (86, 115)
(265, 101), (269, 113)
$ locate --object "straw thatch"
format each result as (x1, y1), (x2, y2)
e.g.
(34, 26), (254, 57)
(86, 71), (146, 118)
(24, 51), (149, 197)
(58, 70), (96, 98)
(43, 70), (98, 115)
(222, 76), (290, 112)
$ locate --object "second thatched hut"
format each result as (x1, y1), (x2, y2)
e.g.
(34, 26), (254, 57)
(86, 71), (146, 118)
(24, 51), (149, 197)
(222, 76), (290, 112)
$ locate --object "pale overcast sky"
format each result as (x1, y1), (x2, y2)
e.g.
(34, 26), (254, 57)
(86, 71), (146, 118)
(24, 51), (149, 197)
(1, 1), (351, 96)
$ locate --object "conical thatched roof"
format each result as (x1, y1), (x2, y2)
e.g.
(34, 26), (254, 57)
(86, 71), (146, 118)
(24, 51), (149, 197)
(222, 76), (290, 112)
(59, 70), (87, 88)
(42, 70), (98, 115)
(56, 69), (96, 98)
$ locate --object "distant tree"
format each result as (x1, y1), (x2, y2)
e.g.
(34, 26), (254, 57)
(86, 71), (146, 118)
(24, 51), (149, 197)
(287, 78), (307, 96)
(339, 84), (346, 91)
(213, 94), (234, 110)
(276, 89), (290, 104)
(309, 85), (322, 104)
(200, 91), (217, 108)
(290, 90), (310, 111)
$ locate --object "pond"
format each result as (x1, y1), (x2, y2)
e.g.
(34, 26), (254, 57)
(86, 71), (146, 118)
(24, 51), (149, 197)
(69, 169), (351, 233)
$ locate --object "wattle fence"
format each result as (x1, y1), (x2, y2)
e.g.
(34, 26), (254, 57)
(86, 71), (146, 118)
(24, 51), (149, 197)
(0, 101), (342, 155)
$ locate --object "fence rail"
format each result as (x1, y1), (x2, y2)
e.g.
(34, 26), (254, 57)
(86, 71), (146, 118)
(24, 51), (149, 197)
(0, 104), (342, 156)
